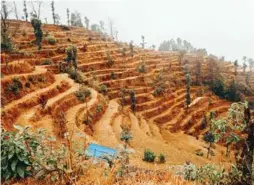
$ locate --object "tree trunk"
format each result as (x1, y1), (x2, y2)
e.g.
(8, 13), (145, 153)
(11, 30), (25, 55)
(226, 143), (230, 157)
(207, 142), (211, 159)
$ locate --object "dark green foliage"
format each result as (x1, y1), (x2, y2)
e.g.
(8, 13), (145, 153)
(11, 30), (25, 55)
(153, 85), (165, 97)
(66, 9), (70, 26)
(140, 35), (146, 49)
(66, 67), (83, 83)
(41, 59), (52, 65)
(8, 77), (23, 95)
(119, 88), (127, 108)
(31, 18), (43, 50)
(143, 149), (156, 162)
(1, 126), (39, 180)
(75, 86), (91, 102)
(158, 153), (166, 163)
(120, 127), (133, 145)
(23, 0), (28, 21)
(129, 90), (136, 113)
(99, 84), (108, 95)
(110, 72), (116, 80)
(66, 45), (78, 70)
(226, 80), (240, 102)
(203, 132), (215, 158)
(91, 24), (101, 32)
(209, 78), (226, 98)
(51, 1), (56, 24)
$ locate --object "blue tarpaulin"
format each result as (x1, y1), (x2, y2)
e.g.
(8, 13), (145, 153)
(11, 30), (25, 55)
(85, 143), (117, 158)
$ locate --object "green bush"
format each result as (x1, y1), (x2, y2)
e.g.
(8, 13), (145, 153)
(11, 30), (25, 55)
(66, 67), (84, 83)
(99, 84), (108, 95)
(8, 77), (23, 95)
(75, 86), (91, 102)
(96, 104), (103, 113)
(106, 51), (114, 67)
(158, 153), (166, 163)
(110, 72), (116, 80)
(41, 59), (52, 65)
(46, 35), (56, 45)
(143, 149), (156, 162)
(1, 125), (39, 180)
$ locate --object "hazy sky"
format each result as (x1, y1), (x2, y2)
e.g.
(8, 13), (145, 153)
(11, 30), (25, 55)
(9, 0), (254, 62)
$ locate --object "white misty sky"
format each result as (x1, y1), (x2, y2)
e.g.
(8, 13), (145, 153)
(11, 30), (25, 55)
(7, 0), (254, 62)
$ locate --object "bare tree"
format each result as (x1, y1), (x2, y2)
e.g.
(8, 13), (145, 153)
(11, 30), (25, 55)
(29, 1), (43, 19)
(67, 8), (70, 26)
(13, 1), (18, 20)
(108, 18), (114, 39)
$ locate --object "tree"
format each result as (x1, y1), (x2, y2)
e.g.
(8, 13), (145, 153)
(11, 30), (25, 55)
(114, 30), (118, 41)
(119, 88), (127, 110)
(84, 16), (89, 29)
(185, 73), (191, 111)
(31, 18), (43, 50)
(13, 1), (18, 20)
(23, 0), (28, 21)
(129, 90), (136, 113)
(29, 1), (43, 19)
(66, 45), (78, 71)
(234, 60), (238, 75)
(226, 80), (240, 102)
(248, 58), (254, 72)
(71, 11), (83, 27)
(129, 41), (134, 58)
(140, 35), (146, 49)
(151, 44), (156, 50)
(99, 20), (104, 32)
(195, 59), (202, 85)
(51, 1), (56, 24)
(203, 132), (215, 159)
(122, 48), (126, 70)
(120, 127), (132, 148)
(1, 0), (13, 53)
(66, 8), (70, 26)
(91, 24), (101, 32)
(108, 18), (114, 39)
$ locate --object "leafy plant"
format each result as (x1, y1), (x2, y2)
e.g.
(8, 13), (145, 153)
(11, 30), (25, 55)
(66, 67), (84, 83)
(99, 84), (108, 95)
(143, 149), (156, 162)
(46, 35), (56, 45)
(8, 77), (23, 95)
(66, 45), (78, 71)
(96, 104), (103, 113)
(203, 132), (215, 159)
(158, 153), (166, 163)
(129, 90), (136, 113)
(106, 51), (114, 67)
(31, 18), (43, 50)
(120, 127), (133, 147)
(41, 59), (52, 65)
(1, 125), (39, 180)
(75, 86), (91, 102)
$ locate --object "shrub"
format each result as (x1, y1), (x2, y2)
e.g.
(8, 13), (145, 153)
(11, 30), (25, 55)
(96, 104), (103, 113)
(158, 153), (166, 163)
(182, 162), (198, 181)
(99, 84), (108, 95)
(66, 67), (84, 83)
(153, 86), (164, 97)
(1, 125), (39, 180)
(8, 77), (23, 95)
(46, 35), (56, 45)
(41, 59), (52, 65)
(143, 149), (156, 162)
(120, 127), (133, 145)
(37, 76), (45, 82)
(136, 62), (146, 73)
(110, 72), (116, 80)
(60, 25), (70, 31)
(106, 51), (114, 67)
(75, 86), (91, 102)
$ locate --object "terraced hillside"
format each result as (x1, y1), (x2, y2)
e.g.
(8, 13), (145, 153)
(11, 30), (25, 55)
(1, 20), (254, 171)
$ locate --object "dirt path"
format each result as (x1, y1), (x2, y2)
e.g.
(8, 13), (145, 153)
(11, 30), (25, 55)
(92, 100), (120, 147)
